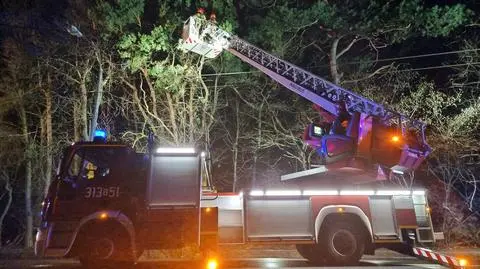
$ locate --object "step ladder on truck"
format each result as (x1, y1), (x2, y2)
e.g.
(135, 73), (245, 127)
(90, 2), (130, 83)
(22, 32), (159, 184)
(179, 13), (470, 268)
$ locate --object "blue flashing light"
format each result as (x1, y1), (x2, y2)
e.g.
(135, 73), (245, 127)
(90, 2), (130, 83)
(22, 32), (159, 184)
(94, 129), (107, 138)
(93, 129), (107, 142)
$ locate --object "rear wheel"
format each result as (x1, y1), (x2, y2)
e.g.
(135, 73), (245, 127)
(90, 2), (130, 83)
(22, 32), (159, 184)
(295, 244), (313, 260)
(295, 244), (325, 265)
(319, 219), (366, 265)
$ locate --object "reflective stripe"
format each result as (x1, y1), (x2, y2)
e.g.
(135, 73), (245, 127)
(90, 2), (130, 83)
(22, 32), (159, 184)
(303, 190), (338, 195)
(376, 190), (411, 195)
(412, 247), (461, 268)
(245, 189), (425, 196)
(265, 190), (301, 196)
(440, 255), (449, 263)
(340, 190), (375, 195)
(250, 190), (264, 196)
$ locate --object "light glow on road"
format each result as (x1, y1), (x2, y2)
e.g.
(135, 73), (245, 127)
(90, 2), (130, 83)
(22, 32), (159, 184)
(264, 258), (280, 268)
(265, 262), (278, 268)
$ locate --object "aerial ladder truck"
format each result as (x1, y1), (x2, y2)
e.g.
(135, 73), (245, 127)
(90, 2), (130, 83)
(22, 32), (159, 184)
(34, 14), (469, 269)
(178, 15), (465, 267)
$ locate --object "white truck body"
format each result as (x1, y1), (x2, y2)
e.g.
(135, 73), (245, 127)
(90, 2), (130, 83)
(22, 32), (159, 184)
(201, 187), (435, 246)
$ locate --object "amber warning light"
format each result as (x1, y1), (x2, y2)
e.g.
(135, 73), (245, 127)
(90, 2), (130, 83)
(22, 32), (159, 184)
(207, 258), (218, 269)
(391, 135), (400, 143)
(458, 258), (468, 267)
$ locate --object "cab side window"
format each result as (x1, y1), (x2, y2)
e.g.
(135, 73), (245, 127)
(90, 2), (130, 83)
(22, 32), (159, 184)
(80, 149), (111, 181)
(68, 150), (84, 179)
(66, 149), (101, 182)
(65, 146), (125, 184)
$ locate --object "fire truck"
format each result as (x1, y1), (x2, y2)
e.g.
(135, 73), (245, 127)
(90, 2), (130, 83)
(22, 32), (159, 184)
(35, 14), (464, 269)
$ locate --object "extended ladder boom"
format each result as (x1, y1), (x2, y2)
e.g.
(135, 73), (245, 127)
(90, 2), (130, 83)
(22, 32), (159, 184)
(179, 16), (431, 175)
(228, 38), (424, 130)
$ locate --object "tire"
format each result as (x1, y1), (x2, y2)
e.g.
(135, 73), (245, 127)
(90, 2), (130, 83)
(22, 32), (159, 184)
(295, 244), (325, 265)
(318, 220), (366, 265)
(296, 244), (313, 260)
(78, 226), (134, 268)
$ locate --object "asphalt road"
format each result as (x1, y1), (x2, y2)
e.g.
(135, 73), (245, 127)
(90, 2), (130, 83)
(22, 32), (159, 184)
(0, 257), (446, 269)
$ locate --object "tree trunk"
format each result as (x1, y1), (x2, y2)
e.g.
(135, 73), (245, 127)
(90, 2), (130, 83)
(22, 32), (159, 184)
(443, 181), (451, 244)
(188, 83), (195, 144)
(90, 63), (104, 139)
(251, 103), (263, 188)
(232, 98), (240, 192)
(166, 92), (179, 144)
(141, 69), (159, 120)
(80, 82), (89, 141)
(43, 75), (53, 194)
(329, 38), (341, 85)
(0, 177), (13, 248)
(73, 102), (81, 142)
(19, 102), (33, 248)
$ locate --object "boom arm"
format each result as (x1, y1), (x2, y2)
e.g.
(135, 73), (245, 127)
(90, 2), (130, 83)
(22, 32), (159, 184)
(179, 16), (431, 175)
(229, 39), (409, 126)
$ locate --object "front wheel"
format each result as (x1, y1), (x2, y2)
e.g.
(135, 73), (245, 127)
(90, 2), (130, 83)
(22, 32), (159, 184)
(319, 220), (366, 265)
(78, 228), (134, 268)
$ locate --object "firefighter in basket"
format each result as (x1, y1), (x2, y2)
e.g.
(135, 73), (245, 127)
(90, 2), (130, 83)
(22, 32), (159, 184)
(199, 12), (217, 44)
(195, 8), (207, 33)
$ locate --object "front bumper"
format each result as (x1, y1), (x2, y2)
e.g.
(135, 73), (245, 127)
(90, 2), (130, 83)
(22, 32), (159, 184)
(34, 226), (69, 258)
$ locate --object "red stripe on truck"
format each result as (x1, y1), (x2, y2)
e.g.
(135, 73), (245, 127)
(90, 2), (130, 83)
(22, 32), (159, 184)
(395, 209), (417, 227)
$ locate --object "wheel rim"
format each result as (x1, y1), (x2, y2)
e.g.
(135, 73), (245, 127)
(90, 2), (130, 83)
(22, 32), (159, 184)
(90, 237), (115, 259)
(331, 229), (357, 257)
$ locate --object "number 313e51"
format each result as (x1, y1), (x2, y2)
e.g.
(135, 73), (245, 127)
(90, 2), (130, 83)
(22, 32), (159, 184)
(84, 187), (120, 198)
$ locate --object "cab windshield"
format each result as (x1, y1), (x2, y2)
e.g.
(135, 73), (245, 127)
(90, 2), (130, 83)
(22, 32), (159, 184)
(66, 146), (129, 182)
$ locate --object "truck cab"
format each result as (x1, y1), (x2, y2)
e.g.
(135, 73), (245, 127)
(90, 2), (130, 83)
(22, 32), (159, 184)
(36, 142), (145, 263)
(36, 139), (209, 267)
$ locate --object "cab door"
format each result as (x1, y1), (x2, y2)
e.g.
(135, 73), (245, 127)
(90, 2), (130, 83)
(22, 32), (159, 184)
(55, 145), (132, 218)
